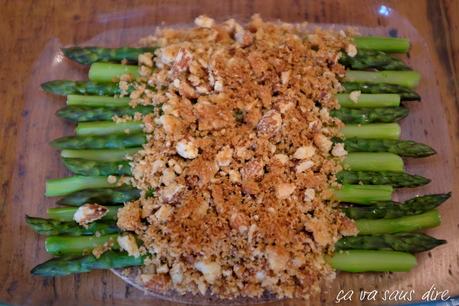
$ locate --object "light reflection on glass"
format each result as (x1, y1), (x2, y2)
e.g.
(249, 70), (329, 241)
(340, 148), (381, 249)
(378, 5), (391, 16)
(53, 52), (64, 65)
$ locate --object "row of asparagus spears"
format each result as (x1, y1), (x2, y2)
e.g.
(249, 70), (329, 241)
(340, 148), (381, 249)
(29, 35), (449, 277)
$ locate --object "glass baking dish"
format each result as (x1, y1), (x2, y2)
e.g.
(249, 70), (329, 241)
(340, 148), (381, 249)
(20, 2), (457, 305)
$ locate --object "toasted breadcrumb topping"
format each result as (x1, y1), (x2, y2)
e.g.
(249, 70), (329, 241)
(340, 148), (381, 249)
(117, 15), (357, 299)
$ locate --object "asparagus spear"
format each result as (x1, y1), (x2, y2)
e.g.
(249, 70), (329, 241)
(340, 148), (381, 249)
(66, 45), (409, 70)
(63, 158), (132, 176)
(340, 49), (410, 70)
(31, 251), (144, 276)
(42, 81), (419, 106)
(337, 170), (429, 187)
(54, 133), (434, 157)
(88, 63), (419, 88)
(344, 70), (421, 88)
(53, 134), (435, 158)
(45, 234), (120, 256)
(41, 80), (133, 96)
(336, 93), (401, 108)
(353, 36), (410, 53)
(342, 193), (450, 219)
(51, 133), (146, 150)
(335, 233), (446, 253)
(342, 138), (436, 157)
(26, 216), (120, 236)
(31, 249), (413, 276)
(76, 121), (144, 136)
(343, 153), (404, 172)
(61, 148), (140, 162)
(59, 151), (404, 179)
(89, 63), (139, 82)
(334, 185), (393, 205)
(65, 43), (407, 68)
(58, 105), (154, 122)
(68, 100), (402, 123)
(67, 95), (131, 107)
(48, 206), (121, 222)
(45, 176), (118, 197)
(63, 47), (157, 65)
(356, 209), (441, 235)
(342, 82), (420, 101)
(331, 107), (408, 124)
(56, 186), (141, 206)
(331, 250), (416, 272)
(342, 123), (400, 140)
(51, 184), (391, 218)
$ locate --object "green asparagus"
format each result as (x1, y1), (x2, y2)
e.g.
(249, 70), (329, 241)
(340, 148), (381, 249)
(48, 206), (121, 222)
(342, 193), (450, 220)
(52, 185), (391, 220)
(336, 93), (401, 108)
(26, 216), (120, 236)
(63, 47), (157, 65)
(45, 234), (120, 256)
(356, 209), (441, 235)
(67, 95), (131, 107)
(61, 148), (140, 161)
(353, 36), (410, 53)
(31, 251), (144, 276)
(64, 43), (407, 68)
(76, 121), (143, 136)
(345, 70), (421, 88)
(334, 185), (393, 204)
(88, 63), (421, 88)
(57, 105), (154, 122)
(331, 107), (408, 124)
(60, 150), (405, 187)
(342, 123), (401, 140)
(89, 63), (139, 82)
(331, 250), (416, 272)
(46, 176), (118, 197)
(337, 170), (429, 187)
(343, 153), (404, 172)
(340, 49), (410, 70)
(56, 186), (141, 206)
(51, 133), (146, 150)
(63, 158), (132, 176)
(342, 82), (420, 101)
(342, 138), (436, 157)
(42, 80), (131, 96)
(335, 233), (445, 253)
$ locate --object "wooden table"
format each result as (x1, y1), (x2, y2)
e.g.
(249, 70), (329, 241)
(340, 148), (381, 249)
(1, 0), (458, 305)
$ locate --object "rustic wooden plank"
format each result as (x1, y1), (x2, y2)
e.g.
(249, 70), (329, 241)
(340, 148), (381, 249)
(0, 0), (458, 305)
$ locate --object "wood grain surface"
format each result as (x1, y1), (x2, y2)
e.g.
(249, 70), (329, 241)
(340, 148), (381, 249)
(1, 1), (458, 305)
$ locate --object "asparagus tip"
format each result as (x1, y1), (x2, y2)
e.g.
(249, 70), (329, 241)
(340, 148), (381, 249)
(30, 264), (47, 276)
(436, 239), (447, 246)
(61, 47), (79, 61)
(25, 215), (35, 226)
(440, 192), (452, 202)
(40, 81), (54, 93)
(424, 145), (437, 156)
(30, 257), (69, 277)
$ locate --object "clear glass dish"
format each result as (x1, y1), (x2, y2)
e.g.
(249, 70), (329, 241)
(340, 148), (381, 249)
(23, 3), (456, 305)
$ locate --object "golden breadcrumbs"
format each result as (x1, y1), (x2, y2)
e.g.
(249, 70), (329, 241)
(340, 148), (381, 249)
(117, 15), (357, 299)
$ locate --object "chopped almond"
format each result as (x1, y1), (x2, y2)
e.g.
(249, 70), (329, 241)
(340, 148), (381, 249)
(117, 234), (140, 257)
(73, 204), (108, 226)
(275, 183), (296, 199)
(257, 110), (282, 137)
